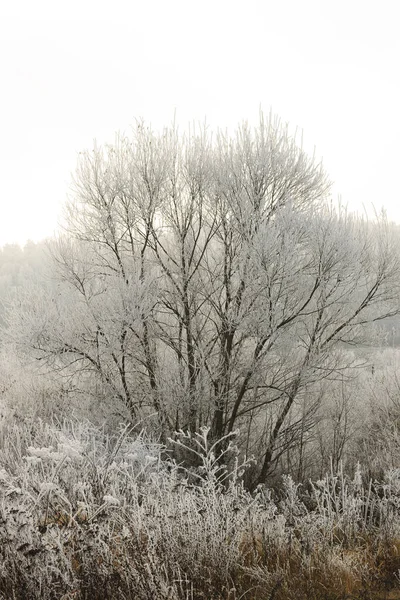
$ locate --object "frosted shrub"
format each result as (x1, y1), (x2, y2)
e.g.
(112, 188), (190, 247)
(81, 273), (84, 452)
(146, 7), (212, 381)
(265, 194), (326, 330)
(168, 426), (252, 489)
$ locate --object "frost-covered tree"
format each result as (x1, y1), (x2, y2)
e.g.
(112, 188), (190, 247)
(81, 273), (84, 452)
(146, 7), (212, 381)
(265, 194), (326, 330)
(7, 114), (400, 485)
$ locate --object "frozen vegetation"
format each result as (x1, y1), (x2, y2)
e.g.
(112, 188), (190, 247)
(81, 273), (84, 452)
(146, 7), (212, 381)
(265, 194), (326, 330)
(1, 113), (400, 597)
(0, 419), (400, 599)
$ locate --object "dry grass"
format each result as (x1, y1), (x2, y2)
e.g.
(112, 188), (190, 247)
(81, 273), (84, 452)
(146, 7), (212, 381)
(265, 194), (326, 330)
(0, 419), (400, 599)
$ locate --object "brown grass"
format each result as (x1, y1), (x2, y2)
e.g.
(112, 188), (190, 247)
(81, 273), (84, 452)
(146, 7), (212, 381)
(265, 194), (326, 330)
(1, 420), (400, 599)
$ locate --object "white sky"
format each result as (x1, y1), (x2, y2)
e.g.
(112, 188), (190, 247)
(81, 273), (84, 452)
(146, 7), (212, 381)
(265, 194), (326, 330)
(0, 0), (399, 246)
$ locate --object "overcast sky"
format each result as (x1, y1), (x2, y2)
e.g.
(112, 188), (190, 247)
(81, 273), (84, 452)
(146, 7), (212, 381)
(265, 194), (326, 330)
(1, 0), (399, 246)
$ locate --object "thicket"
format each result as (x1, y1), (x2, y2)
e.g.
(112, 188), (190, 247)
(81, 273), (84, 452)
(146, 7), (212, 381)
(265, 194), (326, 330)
(0, 418), (400, 599)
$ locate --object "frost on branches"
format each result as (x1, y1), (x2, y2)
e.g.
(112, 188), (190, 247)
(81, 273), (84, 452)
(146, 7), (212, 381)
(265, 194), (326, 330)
(6, 113), (400, 488)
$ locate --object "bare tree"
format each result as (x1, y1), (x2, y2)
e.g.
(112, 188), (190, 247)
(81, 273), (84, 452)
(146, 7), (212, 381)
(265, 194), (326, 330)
(8, 114), (400, 484)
